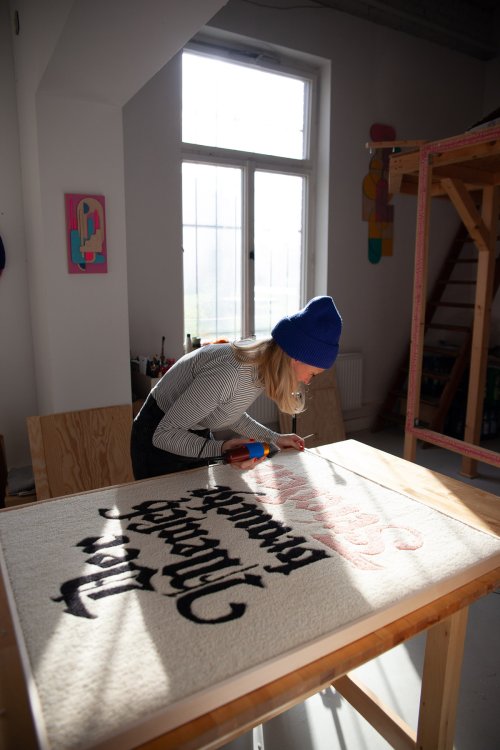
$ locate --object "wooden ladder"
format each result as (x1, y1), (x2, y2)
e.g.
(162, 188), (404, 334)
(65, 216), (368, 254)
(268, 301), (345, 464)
(375, 222), (500, 434)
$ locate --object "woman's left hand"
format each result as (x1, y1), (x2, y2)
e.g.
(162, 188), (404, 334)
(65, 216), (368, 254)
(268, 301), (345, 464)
(275, 433), (305, 452)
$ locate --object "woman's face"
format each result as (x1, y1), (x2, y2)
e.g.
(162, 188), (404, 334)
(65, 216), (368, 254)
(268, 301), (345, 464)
(292, 359), (325, 385)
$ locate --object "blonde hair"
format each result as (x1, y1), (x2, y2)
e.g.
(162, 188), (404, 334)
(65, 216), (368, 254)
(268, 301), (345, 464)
(232, 338), (305, 415)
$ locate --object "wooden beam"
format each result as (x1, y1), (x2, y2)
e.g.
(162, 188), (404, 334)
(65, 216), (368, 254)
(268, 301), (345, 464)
(461, 185), (499, 476)
(394, 178), (471, 198)
(389, 150), (421, 183)
(433, 163), (497, 186)
(441, 178), (490, 253)
(416, 609), (468, 750)
(334, 674), (416, 750)
(366, 140), (425, 150)
(424, 127), (500, 152)
(428, 139), (500, 172)
(389, 137), (500, 194)
(389, 169), (404, 195)
(404, 151), (433, 462)
(404, 426), (500, 476)
(391, 174), (493, 200)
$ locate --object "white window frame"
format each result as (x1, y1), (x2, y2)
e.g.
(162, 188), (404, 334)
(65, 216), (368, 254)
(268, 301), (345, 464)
(182, 38), (318, 338)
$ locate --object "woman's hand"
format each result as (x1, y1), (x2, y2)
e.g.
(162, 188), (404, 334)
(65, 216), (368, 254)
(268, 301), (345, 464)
(220, 433), (305, 472)
(275, 433), (305, 451)
(221, 437), (268, 471)
(221, 437), (252, 453)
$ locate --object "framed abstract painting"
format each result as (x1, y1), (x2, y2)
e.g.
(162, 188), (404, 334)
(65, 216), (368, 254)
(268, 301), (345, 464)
(65, 193), (107, 273)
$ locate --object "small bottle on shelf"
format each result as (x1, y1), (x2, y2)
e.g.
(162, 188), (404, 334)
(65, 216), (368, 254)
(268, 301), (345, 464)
(184, 334), (193, 354)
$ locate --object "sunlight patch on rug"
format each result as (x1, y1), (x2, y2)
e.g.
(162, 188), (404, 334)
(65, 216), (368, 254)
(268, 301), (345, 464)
(1, 450), (499, 750)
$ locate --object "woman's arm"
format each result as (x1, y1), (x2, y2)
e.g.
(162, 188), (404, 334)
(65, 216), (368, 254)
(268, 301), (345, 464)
(152, 369), (238, 458)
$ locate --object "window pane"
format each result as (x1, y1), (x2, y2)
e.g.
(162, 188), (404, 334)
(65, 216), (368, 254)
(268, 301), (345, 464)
(182, 163), (242, 341)
(254, 171), (303, 337)
(182, 51), (306, 159)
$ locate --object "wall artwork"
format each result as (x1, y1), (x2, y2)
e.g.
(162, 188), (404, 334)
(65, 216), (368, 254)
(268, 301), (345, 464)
(65, 193), (107, 273)
(362, 123), (396, 264)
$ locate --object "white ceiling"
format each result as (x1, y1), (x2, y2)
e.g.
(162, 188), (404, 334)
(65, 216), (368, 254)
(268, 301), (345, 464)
(244, 0), (500, 60)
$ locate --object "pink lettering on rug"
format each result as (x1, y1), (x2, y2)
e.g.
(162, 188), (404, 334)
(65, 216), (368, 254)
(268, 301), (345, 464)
(252, 463), (423, 570)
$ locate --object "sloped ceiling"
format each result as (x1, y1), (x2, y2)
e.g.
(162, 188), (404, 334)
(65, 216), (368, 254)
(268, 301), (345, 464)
(40, 0), (228, 105)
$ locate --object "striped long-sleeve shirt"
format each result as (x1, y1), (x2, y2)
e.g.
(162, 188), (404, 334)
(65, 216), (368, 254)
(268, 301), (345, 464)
(150, 343), (281, 458)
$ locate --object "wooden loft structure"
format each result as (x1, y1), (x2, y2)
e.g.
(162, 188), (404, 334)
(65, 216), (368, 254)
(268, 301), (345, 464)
(382, 126), (500, 477)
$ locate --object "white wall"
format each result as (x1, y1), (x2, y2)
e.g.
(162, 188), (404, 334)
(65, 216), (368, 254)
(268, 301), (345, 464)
(1, 0), (227, 466)
(124, 56), (185, 363)
(125, 1), (488, 424)
(34, 91), (131, 412)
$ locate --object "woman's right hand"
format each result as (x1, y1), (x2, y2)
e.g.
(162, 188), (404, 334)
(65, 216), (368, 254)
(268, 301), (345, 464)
(221, 438), (267, 471)
(221, 437), (251, 453)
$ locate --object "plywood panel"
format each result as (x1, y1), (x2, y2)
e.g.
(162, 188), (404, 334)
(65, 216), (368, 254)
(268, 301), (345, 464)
(27, 405), (134, 500)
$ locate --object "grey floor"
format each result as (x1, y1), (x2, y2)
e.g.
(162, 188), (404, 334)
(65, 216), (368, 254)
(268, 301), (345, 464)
(221, 427), (500, 750)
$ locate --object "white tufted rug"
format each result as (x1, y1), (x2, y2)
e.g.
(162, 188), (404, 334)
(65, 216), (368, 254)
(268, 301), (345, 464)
(1, 449), (499, 750)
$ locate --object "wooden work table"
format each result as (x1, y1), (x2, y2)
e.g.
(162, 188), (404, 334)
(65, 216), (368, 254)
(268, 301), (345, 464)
(1, 439), (499, 750)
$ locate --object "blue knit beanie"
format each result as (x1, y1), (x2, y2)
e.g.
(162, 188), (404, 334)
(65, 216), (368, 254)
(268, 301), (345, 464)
(271, 296), (342, 369)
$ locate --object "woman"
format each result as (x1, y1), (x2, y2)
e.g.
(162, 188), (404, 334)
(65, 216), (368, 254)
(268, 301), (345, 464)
(130, 295), (342, 479)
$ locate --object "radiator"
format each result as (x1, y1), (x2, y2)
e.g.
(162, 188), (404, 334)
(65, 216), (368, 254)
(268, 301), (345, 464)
(335, 352), (363, 411)
(247, 353), (363, 423)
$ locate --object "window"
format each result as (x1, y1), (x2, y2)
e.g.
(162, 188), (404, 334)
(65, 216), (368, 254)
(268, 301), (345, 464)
(182, 43), (316, 341)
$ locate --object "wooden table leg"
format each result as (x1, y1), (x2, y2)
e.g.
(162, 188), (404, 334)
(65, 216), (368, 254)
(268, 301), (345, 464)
(0, 573), (39, 749)
(416, 607), (468, 750)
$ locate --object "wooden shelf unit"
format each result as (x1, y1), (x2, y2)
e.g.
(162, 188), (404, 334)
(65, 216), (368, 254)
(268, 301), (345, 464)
(375, 222), (500, 436)
(387, 126), (500, 477)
